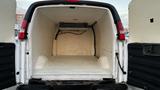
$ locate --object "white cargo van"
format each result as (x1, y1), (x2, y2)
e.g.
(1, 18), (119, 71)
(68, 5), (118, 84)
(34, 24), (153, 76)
(0, 0), (129, 90)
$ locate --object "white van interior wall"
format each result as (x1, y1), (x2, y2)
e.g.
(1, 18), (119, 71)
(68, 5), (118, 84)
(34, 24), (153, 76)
(53, 29), (94, 56)
(94, 11), (114, 71)
(30, 9), (55, 69)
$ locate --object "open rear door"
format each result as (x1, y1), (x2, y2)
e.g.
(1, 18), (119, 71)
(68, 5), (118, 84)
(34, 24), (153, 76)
(0, 0), (16, 89)
(128, 43), (160, 90)
(128, 0), (160, 90)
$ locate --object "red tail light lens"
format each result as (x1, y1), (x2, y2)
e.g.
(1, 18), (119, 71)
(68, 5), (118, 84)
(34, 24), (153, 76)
(18, 32), (25, 41)
(117, 20), (125, 41)
(118, 33), (125, 40)
(21, 20), (28, 30)
(18, 19), (28, 40)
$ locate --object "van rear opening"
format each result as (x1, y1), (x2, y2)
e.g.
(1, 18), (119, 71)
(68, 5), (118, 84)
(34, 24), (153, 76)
(28, 5), (116, 80)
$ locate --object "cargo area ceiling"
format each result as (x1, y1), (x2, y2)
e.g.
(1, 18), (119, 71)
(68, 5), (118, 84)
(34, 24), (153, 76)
(37, 6), (107, 24)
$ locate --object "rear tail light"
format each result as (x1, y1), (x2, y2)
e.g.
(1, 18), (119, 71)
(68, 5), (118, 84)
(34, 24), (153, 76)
(21, 19), (28, 30)
(117, 20), (125, 41)
(65, 0), (80, 3)
(18, 19), (28, 40)
(18, 32), (25, 41)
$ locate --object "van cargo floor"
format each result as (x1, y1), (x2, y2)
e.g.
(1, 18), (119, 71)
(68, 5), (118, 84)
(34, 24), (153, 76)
(32, 56), (112, 80)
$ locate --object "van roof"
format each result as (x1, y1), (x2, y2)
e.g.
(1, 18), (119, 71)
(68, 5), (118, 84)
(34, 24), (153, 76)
(20, 0), (125, 41)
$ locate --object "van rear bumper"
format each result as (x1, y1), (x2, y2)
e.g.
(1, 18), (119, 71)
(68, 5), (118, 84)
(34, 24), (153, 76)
(17, 84), (127, 90)
(17, 79), (128, 90)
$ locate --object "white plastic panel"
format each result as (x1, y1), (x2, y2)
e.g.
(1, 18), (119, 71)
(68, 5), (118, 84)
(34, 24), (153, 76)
(39, 6), (106, 24)
(94, 10), (115, 74)
(53, 29), (94, 56)
(33, 56), (112, 80)
(30, 9), (55, 66)
(0, 0), (16, 43)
